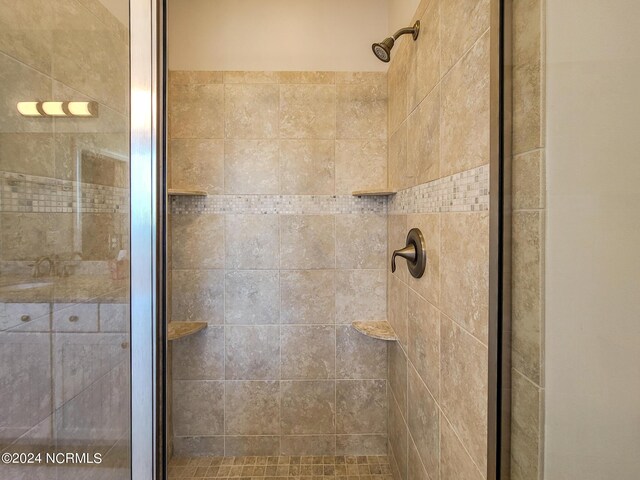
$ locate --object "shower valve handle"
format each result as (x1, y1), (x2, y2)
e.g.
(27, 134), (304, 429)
(391, 244), (417, 273)
(391, 228), (427, 278)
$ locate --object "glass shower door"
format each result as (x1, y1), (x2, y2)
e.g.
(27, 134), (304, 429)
(0, 1), (159, 479)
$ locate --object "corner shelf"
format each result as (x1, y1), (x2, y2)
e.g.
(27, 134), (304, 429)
(168, 321), (207, 341)
(352, 189), (397, 197)
(168, 188), (207, 197)
(351, 320), (398, 341)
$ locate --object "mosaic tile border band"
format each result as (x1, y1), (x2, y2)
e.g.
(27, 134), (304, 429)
(0, 171), (128, 214)
(388, 164), (490, 214)
(172, 165), (489, 215)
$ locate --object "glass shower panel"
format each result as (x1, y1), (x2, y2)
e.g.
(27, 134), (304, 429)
(0, 1), (132, 479)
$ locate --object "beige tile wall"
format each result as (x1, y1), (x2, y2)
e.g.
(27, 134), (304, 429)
(510, 0), (545, 478)
(169, 71), (389, 457)
(385, 0), (493, 478)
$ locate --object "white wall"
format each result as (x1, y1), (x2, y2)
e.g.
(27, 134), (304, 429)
(387, 0), (419, 33)
(167, 0), (388, 71)
(545, 1), (640, 478)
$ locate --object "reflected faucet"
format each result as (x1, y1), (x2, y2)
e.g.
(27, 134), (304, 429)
(31, 256), (54, 278)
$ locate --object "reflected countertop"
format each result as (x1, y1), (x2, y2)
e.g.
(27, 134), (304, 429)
(0, 275), (128, 303)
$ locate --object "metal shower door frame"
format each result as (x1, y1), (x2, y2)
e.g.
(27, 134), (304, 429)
(131, 0), (166, 479)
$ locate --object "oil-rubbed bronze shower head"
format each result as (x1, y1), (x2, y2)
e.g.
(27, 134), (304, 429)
(372, 20), (420, 63)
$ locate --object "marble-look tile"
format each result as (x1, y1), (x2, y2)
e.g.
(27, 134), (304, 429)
(173, 380), (224, 436)
(225, 270), (280, 325)
(388, 274), (408, 349)
(510, 369), (543, 480)
(407, 213), (440, 307)
(513, 150), (545, 210)
(512, 211), (544, 384)
(441, 31), (491, 177)
(171, 214), (224, 270)
(336, 214), (387, 270)
(440, 212), (489, 343)
(408, 0), (440, 111)
(225, 381), (280, 435)
(388, 389), (408, 480)
(335, 269), (386, 324)
(224, 140), (279, 194)
(336, 380), (387, 434)
(280, 215), (335, 269)
(280, 139), (335, 194)
(224, 71), (278, 84)
(0, 133), (55, 178)
(408, 86), (440, 185)
(173, 436), (224, 457)
(335, 140), (387, 195)
(440, 314), (488, 473)
(170, 70), (223, 85)
(408, 438), (430, 480)
(280, 85), (336, 139)
(388, 40), (410, 135)
(170, 139), (224, 194)
(335, 72), (386, 87)
(512, 0), (543, 155)
(225, 325), (280, 380)
(439, 417), (484, 480)
(388, 341), (408, 419)
(407, 290), (439, 399)
(280, 435), (336, 456)
(336, 83), (387, 140)
(225, 436), (280, 456)
(408, 366), (439, 479)
(224, 84), (279, 139)
(278, 71), (335, 84)
(280, 270), (335, 324)
(336, 434), (387, 456)
(281, 381), (336, 434)
(336, 325), (387, 380)
(226, 215), (280, 270)
(0, 0), (53, 73)
(388, 123), (409, 192)
(171, 269), (224, 324)
(170, 84), (224, 139)
(281, 325), (336, 380)
(172, 326), (224, 380)
(513, 63), (543, 155)
(440, 0), (490, 74)
(52, 0), (128, 113)
(0, 213), (73, 261)
(0, 54), (52, 134)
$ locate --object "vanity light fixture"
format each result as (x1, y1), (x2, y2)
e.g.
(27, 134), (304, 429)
(17, 101), (98, 118)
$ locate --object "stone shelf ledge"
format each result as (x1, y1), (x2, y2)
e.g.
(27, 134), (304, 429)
(351, 190), (397, 197)
(351, 320), (398, 341)
(168, 188), (207, 196)
(168, 321), (207, 341)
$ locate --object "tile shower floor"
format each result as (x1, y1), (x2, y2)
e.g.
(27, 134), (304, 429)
(168, 455), (393, 480)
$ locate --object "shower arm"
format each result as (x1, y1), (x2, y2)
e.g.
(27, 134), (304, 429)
(392, 21), (420, 41)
